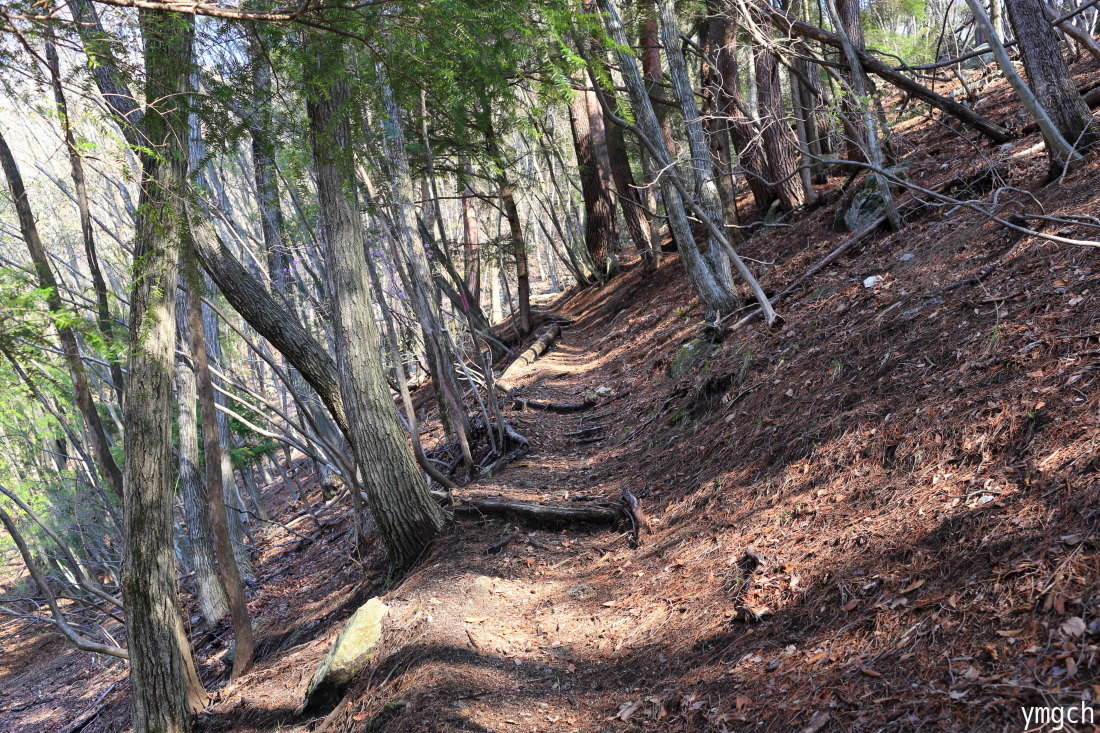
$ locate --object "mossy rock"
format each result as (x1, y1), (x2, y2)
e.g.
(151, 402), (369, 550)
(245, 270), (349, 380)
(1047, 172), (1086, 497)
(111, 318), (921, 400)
(301, 597), (388, 713)
(669, 338), (713, 379)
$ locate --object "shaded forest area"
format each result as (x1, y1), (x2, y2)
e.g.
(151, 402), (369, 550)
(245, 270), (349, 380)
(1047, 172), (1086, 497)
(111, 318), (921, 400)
(1, 0), (1100, 730)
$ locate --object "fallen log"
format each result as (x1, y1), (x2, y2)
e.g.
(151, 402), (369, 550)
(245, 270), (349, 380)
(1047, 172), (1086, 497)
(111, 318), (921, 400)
(513, 396), (597, 413)
(449, 497), (623, 526)
(497, 323), (561, 389)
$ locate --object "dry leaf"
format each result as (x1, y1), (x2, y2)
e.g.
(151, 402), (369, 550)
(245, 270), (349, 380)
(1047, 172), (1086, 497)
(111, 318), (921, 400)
(1061, 616), (1087, 637)
(901, 579), (925, 594)
(860, 666), (883, 677)
(617, 701), (644, 722)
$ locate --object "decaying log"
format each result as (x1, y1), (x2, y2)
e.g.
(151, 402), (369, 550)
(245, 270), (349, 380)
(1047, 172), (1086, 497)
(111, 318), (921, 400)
(497, 323), (561, 389)
(513, 396), (597, 413)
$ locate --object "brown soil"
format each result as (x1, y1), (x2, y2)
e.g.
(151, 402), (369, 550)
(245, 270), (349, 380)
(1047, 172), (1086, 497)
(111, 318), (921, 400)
(4, 59), (1100, 732)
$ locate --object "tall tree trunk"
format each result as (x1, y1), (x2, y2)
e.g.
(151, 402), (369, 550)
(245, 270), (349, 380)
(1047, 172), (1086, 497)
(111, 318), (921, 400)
(123, 9), (209, 730)
(710, 13), (776, 214)
(1004, 0), (1097, 149)
(305, 33), (445, 572)
(835, 0), (868, 163)
(753, 40), (807, 211)
(45, 39), (126, 404)
(639, 0), (677, 154)
(500, 182), (532, 334)
(461, 165), (481, 307)
(701, 12), (744, 230)
(0, 133), (124, 501)
(569, 83), (619, 280)
(377, 66), (474, 472)
(186, 282), (254, 681)
(598, 0), (779, 319)
(200, 282), (256, 583)
(174, 286), (229, 627)
(658, 0), (739, 293)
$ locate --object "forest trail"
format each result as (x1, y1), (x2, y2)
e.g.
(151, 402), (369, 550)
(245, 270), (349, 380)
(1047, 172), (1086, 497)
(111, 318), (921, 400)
(5, 56), (1100, 730)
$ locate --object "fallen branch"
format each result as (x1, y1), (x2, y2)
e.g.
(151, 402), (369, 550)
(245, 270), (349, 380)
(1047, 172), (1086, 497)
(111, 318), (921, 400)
(497, 323), (561, 389)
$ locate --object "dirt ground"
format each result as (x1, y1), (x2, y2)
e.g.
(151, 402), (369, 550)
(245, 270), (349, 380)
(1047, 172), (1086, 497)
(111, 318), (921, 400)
(4, 58), (1100, 732)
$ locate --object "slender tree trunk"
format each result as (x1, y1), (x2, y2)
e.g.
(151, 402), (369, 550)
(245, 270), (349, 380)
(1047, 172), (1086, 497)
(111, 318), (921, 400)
(461, 165), (481, 307)
(123, 10), (209, 730)
(45, 40), (126, 404)
(500, 182), (532, 334)
(200, 292), (255, 583)
(710, 13), (776, 213)
(640, 0), (677, 154)
(175, 286), (229, 627)
(305, 33), (445, 572)
(186, 283), (254, 681)
(658, 0), (738, 293)
(0, 132), (124, 501)
(701, 12), (744, 230)
(835, 0), (868, 163)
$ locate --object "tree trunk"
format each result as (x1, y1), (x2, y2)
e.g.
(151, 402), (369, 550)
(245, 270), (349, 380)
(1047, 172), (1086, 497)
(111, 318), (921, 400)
(45, 39), (126, 404)
(658, 0), (739, 291)
(198, 293), (255, 582)
(753, 40), (807, 211)
(123, 10), (209, 730)
(461, 165), (481, 307)
(639, 0), (678, 154)
(500, 182), (532, 335)
(1004, 0), (1097, 149)
(174, 285), (229, 627)
(186, 283), (254, 681)
(569, 83), (619, 280)
(305, 33), (446, 572)
(835, 0), (868, 163)
(709, 13), (776, 213)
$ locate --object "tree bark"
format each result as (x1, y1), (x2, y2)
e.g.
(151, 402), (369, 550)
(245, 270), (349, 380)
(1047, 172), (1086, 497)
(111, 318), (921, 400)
(709, 13), (776, 213)
(123, 9), (209, 730)
(186, 283), (254, 681)
(174, 286), (229, 627)
(1005, 0), (1097, 148)
(461, 165), (481, 307)
(753, 40), (807, 211)
(658, 0), (739, 291)
(305, 32), (446, 572)
(45, 39), (126, 404)
(569, 83), (619, 280)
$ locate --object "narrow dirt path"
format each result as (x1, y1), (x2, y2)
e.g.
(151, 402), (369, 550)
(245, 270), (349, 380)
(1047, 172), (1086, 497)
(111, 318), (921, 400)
(337, 284), (671, 732)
